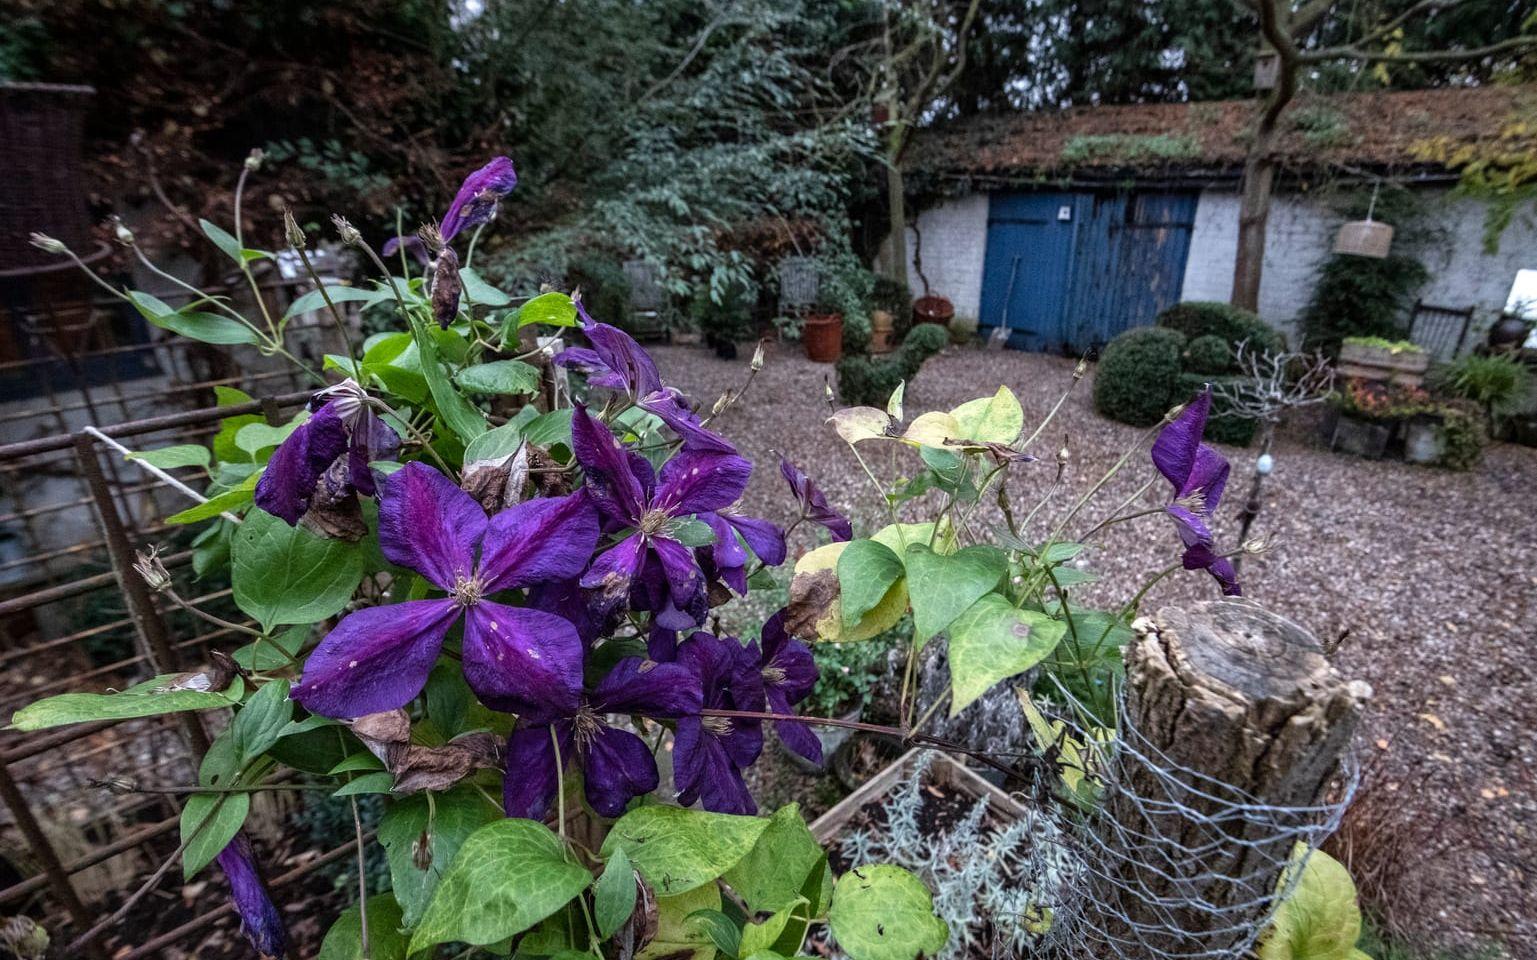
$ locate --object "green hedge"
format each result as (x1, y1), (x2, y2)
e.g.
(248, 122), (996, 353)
(1093, 326), (1186, 426)
(1184, 334), (1232, 374)
(1157, 301), (1283, 355)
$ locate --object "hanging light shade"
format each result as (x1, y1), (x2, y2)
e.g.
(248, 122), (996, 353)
(1334, 219), (1393, 258)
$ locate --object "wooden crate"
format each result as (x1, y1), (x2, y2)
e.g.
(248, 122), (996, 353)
(809, 748), (1030, 844)
(1337, 341), (1429, 387)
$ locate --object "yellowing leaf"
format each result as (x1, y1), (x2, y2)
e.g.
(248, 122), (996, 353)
(828, 407), (893, 445)
(949, 387), (1023, 445)
(786, 541), (908, 642)
(1259, 846), (1366, 960)
(901, 411), (960, 449)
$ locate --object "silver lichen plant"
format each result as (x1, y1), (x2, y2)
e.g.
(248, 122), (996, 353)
(836, 754), (1079, 959)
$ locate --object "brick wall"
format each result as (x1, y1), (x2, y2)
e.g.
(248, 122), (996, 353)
(1182, 187), (1537, 347)
(874, 193), (989, 321)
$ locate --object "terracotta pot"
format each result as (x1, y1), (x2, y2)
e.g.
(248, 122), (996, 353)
(802, 312), (843, 363)
(869, 309), (895, 354)
(912, 294), (954, 327)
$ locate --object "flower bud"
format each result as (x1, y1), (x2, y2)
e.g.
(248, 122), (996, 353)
(1164, 402), (1186, 422)
(29, 232), (66, 254)
(133, 547), (172, 594)
(215, 834), (288, 960)
(331, 215), (362, 247)
(111, 218), (135, 246)
(712, 391), (733, 416)
(431, 246), (462, 329)
(282, 209), (306, 249)
(750, 340), (765, 372)
(1056, 445), (1070, 466)
(1073, 357), (1088, 380)
(1242, 535), (1275, 555)
(244, 148), (265, 171)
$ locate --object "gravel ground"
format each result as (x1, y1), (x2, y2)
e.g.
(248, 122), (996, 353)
(651, 340), (1537, 958)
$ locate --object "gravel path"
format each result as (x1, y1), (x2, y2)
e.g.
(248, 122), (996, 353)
(652, 341), (1537, 957)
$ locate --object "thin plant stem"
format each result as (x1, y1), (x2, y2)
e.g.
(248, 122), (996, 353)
(292, 240), (357, 360)
(551, 726), (569, 860)
(352, 796), (371, 960)
(163, 586), (264, 639)
(1048, 418), (1165, 542)
(231, 165), (279, 340)
(1078, 476), (1161, 543)
(1019, 366), (1085, 450)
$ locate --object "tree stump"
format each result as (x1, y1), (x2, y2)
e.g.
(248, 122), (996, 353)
(1089, 598), (1370, 958)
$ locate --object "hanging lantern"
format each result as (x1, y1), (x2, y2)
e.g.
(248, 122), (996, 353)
(1334, 219), (1393, 258)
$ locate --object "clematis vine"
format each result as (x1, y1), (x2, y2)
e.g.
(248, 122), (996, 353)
(254, 379), (400, 530)
(699, 506), (786, 595)
(780, 457), (853, 541)
(1152, 388), (1241, 596)
(758, 609), (822, 765)
(674, 632), (766, 815)
(572, 406), (750, 629)
(292, 461), (599, 718)
(503, 656), (700, 820)
(556, 305), (736, 453)
(383, 156), (517, 256)
(215, 833), (287, 960)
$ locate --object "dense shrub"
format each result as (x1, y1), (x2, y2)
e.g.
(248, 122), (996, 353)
(904, 323), (949, 361)
(1157, 301), (1284, 355)
(691, 278), (757, 356)
(1298, 255), (1429, 354)
(1093, 326), (1187, 426)
(842, 311), (873, 356)
(1437, 406), (1486, 470)
(1177, 373), (1257, 446)
(1184, 334), (1233, 374)
(567, 255), (632, 328)
(836, 323), (953, 406)
(1436, 353), (1532, 429)
(948, 315), (978, 345)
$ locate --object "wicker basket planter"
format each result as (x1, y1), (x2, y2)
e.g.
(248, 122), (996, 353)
(1337, 341), (1430, 387)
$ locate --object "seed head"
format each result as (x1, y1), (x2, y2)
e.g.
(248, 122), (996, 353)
(244, 148), (265, 171)
(111, 218), (135, 246)
(133, 546), (172, 594)
(30, 232), (66, 254)
(1073, 357), (1088, 380)
(1056, 445), (1070, 467)
(331, 215), (362, 247)
(282, 209), (306, 249)
(750, 340), (765, 372)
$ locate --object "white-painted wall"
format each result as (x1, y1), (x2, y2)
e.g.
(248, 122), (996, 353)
(874, 193), (989, 322)
(1181, 187), (1537, 346)
(888, 185), (1537, 350)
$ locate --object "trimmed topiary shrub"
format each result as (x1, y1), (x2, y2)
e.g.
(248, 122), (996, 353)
(1093, 326), (1187, 426)
(1157, 301), (1284, 355)
(1176, 372), (1257, 446)
(836, 323), (953, 406)
(1184, 334), (1233, 374)
(904, 323), (949, 361)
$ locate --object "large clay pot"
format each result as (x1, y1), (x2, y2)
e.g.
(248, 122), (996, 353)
(802, 312), (843, 363)
(912, 294), (954, 327)
(870, 309), (895, 354)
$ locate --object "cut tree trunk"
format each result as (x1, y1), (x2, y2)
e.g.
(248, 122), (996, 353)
(1093, 598), (1369, 956)
(1231, 136), (1277, 313)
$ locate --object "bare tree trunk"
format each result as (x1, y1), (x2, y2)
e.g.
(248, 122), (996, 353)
(885, 140), (909, 293)
(1231, 133), (1278, 312)
(1093, 599), (1367, 956)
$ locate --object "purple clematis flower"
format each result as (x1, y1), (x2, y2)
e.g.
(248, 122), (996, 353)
(780, 457), (852, 541)
(291, 462), (599, 718)
(758, 609), (822, 765)
(215, 833), (287, 960)
(555, 306), (735, 453)
(1152, 388), (1240, 596)
(439, 156), (518, 244)
(503, 656), (700, 820)
(381, 233), (431, 263)
(571, 407), (750, 628)
(255, 380), (400, 527)
(699, 508), (787, 594)
(674, 633), (765, 814)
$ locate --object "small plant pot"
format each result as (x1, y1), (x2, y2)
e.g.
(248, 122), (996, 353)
(1403, 415), (1446, 465)
(802, 312), (844, 363)
(1330, 411), (1393, 459)
(869, 310), (895, 354)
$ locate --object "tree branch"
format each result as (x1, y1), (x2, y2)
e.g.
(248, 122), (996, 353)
(1303, 33), (1537, 63)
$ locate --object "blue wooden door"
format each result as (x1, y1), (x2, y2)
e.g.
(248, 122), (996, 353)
(980, 191), (1197, 355)
(978, 193), (1077, 352)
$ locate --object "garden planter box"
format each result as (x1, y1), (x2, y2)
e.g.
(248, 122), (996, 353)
(1329, 411), (1393, 459)
(809, 748), (1027, 844)
(1337, 342), (1430, 387)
